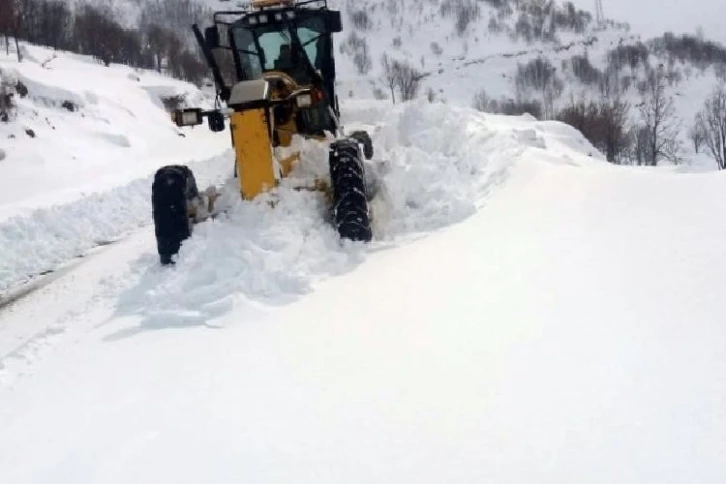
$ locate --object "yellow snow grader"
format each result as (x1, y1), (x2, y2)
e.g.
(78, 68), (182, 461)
(152, 0), (375, 264)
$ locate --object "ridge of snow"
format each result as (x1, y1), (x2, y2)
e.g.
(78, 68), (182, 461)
(112, 98), (604, 326)
(0, 43), (228, 219)
(0, 150), (233, 294)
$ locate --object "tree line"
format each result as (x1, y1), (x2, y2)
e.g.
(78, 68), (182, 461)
(0, 0), (208, 85)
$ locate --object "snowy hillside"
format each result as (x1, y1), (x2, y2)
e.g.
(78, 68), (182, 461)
(0, 43), (227, 217)
(327, 0), (726, 168)
(0, 43), (230, 292)
(2, 96), (726, 483)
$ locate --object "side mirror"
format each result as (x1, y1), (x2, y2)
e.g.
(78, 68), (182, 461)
(326, 11), (342, 33)
(204, 26), (220, 49)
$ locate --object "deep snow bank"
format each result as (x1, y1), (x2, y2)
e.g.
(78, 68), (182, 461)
(0, 151), (234, 294)
(115, 99), (604, 325)
(0, 43), (228, 218)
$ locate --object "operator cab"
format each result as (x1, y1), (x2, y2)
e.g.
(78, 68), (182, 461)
(208, 0), (342, 136)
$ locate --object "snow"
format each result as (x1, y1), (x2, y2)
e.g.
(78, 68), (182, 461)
(0, 43), (229, 220)
(329, 0), (725, 170)
(2, 89), (726, 482)
(1, 8), (726, 482)
(0, 43), (230, 292)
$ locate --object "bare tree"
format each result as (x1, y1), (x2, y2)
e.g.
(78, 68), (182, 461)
(380, 54), (422, 104)
(0, 0), (23, 60)
(41, 1), (71, 50)
(557, 96), (631, 163)
(542, 76), (564, 119)
(516, 57), (563, 119)
(341, 31), (371, 75)
(381, 53), (398, 104)
(695, 83), (726, 169)
(0, 0), (17, 56)
(349, 9), (372, 31)
(0, 80), (15, 122)
(630, 125), (652, 165)
(716, 63), (726, 83)
(439, 0), (481, 37)
(396, 61), (422, 102)
(688, 123), (706, 154)
(637, 67), (681, 164)
(144, 24), (168, 73)
(600, 98), (631, 163)
(472, 89), (492, 111)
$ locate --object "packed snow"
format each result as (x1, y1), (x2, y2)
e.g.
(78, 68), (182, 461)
(2, 90), (726, 482)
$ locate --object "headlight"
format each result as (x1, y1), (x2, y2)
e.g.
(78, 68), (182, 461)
(296, 94), (313, 108)
(174, 108), (203, 127)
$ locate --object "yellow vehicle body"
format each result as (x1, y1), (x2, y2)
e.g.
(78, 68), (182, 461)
(228, 72), (325, 200)
(230, 109), (276, 200)
(151, 0), (374, 265)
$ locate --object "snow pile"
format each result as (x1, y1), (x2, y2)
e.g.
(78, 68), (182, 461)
(0, 43), (228, 219)
(0, 151), (233, 294)
(115, 99), (602, 326)
(0, 42), (232, 293)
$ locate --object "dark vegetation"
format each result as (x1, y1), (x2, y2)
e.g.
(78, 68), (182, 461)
(0, 0), (209, 85)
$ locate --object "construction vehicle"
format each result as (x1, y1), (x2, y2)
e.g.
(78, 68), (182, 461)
(151, 0), (376, 264)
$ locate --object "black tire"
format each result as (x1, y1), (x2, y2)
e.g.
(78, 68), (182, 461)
(152, 165), (198, 264)
(349, 130), (374, 160)
(329, 138), (372, 242)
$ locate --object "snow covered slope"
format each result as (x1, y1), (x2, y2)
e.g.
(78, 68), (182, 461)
(329, 0), (726, 169)
(0, 43), (228, 218)
(0, 43), (230, 293)
(2, 98), (726, 483)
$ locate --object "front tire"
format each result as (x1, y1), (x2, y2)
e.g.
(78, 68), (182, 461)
(329, 138), (372, 242)
(152, 165), (198, 264)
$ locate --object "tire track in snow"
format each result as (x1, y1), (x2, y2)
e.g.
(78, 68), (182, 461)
(0, 150), (234, 299)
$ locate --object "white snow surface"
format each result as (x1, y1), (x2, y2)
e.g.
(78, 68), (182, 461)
(0, 44), (230, 292)
(0, 43), (228, 219)
(2, 92), (726, 483)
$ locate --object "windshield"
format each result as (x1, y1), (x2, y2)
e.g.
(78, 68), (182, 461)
(230, 15), (327, 84)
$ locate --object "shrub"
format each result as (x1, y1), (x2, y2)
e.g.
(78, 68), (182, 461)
(440, 0), (481, 37)
(570, 54), (601, 85)
(341, 31), (372, 75)
(0, 79), (16, 122)
(430, 42), (443, 57)
(349, 9), (372, 31)
(557, 98), (631, 163)
(473, 89), (543, 119)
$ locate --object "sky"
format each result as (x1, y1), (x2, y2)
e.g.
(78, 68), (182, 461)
(570, 0), (726, 45)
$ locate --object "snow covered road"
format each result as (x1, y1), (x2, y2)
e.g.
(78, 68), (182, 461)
(1, 100), (726, 483)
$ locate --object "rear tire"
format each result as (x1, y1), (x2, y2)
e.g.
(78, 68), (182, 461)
(152, 165), (198, 264)
(329, 138), (372, 242)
